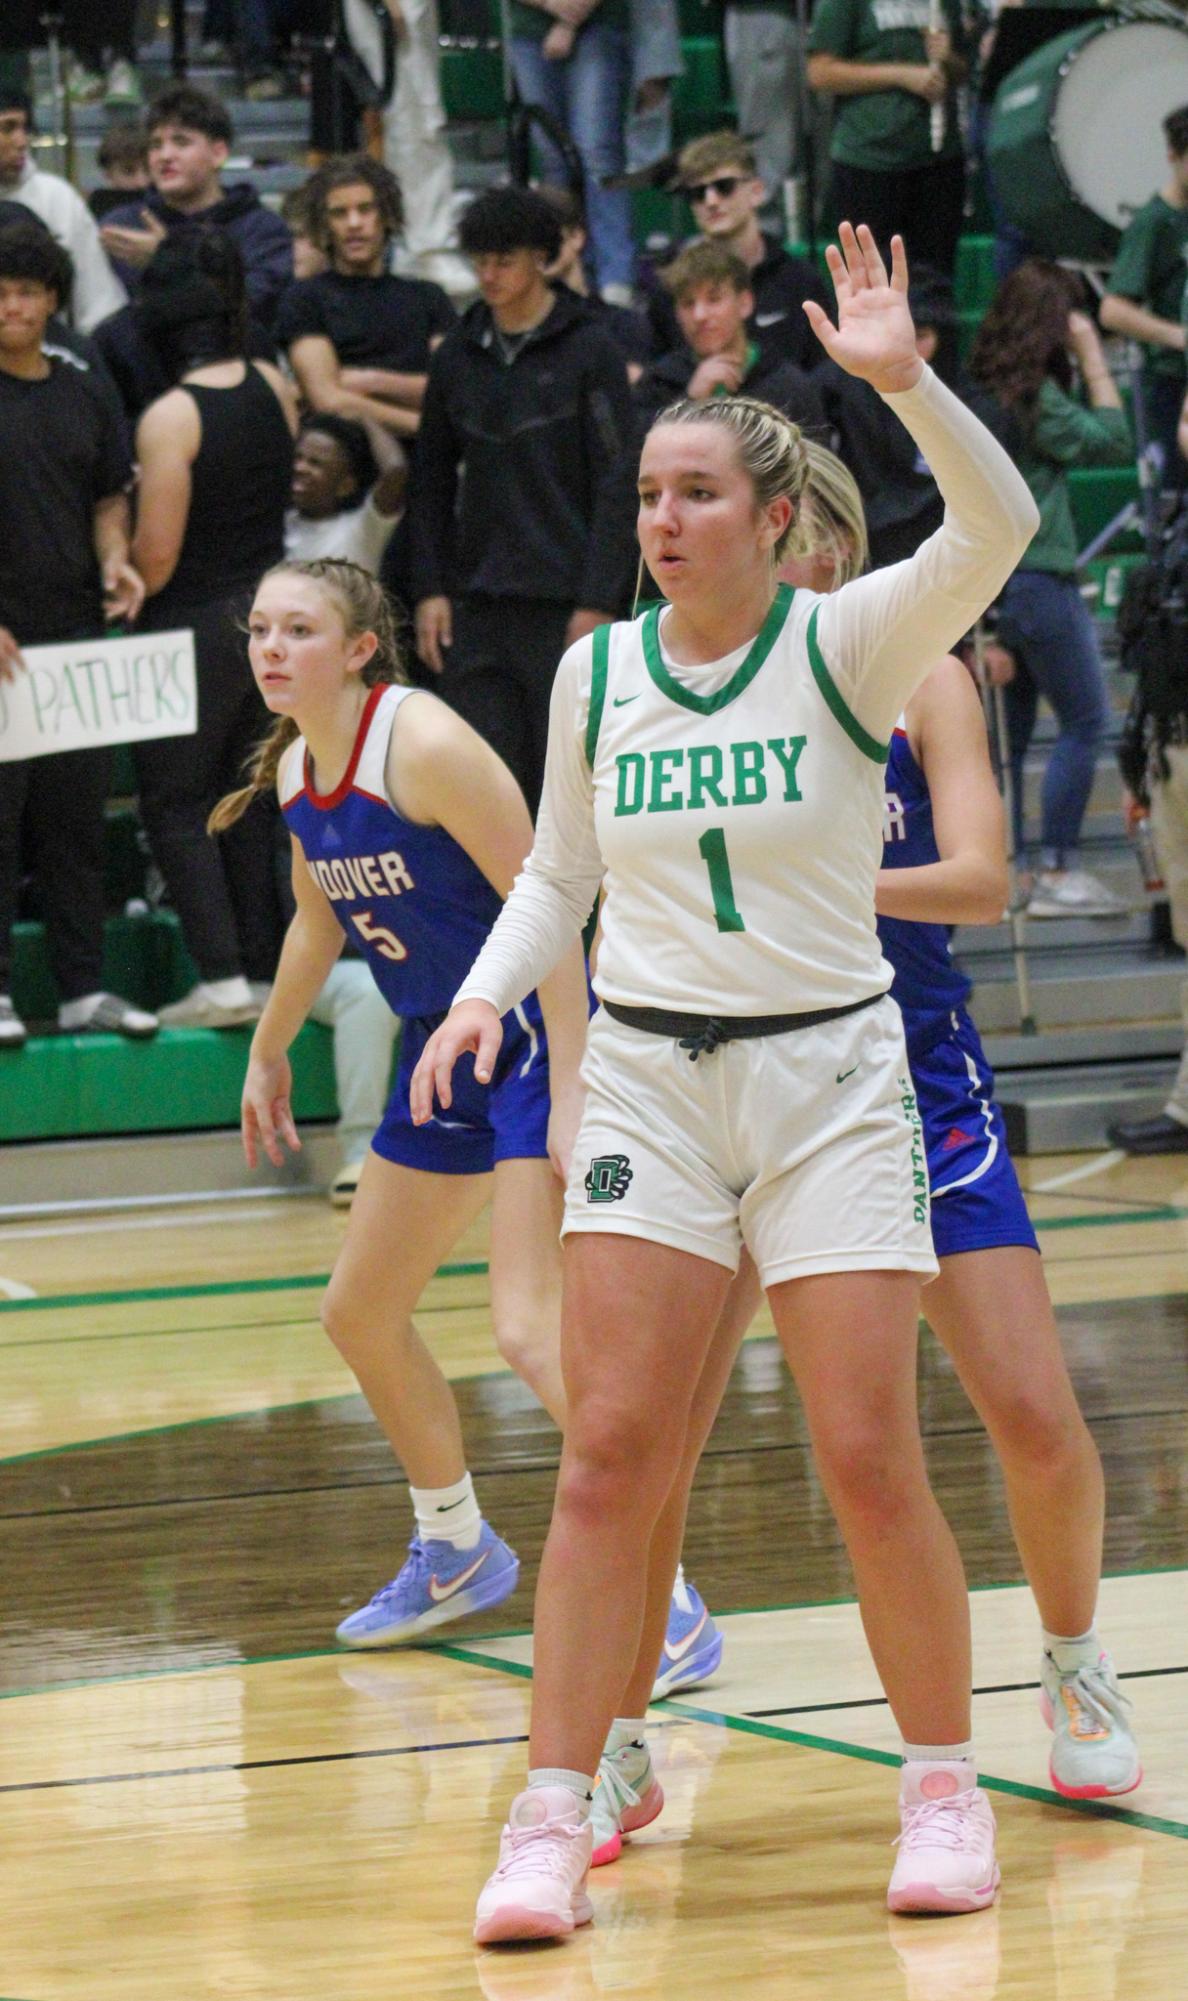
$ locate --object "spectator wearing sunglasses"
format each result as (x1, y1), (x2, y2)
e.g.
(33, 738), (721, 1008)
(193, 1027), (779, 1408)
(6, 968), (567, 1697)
(645, 130), (829, 370)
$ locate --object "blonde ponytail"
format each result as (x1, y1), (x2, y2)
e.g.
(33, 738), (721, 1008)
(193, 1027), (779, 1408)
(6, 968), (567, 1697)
(207, 559), (407, 834)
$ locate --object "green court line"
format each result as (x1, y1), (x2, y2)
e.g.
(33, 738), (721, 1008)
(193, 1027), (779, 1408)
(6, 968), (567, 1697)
(0, 1393), (362, 1466)
(0, 1260), (488, 1315)
(435, 1643), (1188, 1843)
(3, 1572), (1184, 1702)
(2, 1199), (1186, 1320)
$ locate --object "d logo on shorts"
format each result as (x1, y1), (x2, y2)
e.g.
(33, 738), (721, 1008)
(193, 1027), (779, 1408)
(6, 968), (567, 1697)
(585, 1153), (633, 1203)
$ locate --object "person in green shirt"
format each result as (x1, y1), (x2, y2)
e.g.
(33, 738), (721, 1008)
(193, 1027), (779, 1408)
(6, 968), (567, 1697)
(969, 261), (1134, 919)
(1101, 103), (1188, 491)
(508, 0), (635, 301)
(807, 0), (967, 276)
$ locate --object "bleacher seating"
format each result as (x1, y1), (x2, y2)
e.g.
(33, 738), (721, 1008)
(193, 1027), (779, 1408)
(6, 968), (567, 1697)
(1, 14), (1163, 1176)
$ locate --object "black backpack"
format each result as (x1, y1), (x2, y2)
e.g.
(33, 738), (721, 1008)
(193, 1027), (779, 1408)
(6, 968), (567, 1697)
(1117, 504), (1188, 723)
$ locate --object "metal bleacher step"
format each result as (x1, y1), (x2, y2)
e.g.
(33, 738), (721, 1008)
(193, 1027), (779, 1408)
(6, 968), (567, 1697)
(992, 1054), (1182, 1155)
(967, 943), (1182, 1033)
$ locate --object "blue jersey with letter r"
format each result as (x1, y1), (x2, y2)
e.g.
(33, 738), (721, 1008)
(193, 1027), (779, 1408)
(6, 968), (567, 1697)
(878, 722), (1036, 1257)
(279, 682), (550, 1175)
(878, 724), (970, 1057)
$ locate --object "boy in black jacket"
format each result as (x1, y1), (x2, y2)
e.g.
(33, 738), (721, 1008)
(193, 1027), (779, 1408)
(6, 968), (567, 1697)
(635, 241), (828, 437)
(409, 187), (636, 815)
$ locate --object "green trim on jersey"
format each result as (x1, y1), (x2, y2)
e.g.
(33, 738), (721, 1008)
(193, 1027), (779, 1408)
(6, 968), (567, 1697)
(585, 621), (611, 769)
(806, 604), (890, 764)
(642, 584), (795, 716)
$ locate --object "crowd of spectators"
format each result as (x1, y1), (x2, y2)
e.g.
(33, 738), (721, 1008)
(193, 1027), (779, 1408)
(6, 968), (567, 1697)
(1, 25), (1186, 1157)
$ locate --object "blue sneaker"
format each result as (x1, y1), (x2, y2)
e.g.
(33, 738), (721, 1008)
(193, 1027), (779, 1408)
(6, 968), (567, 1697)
(652, 1575), (723, 1698)
(336, 1521), (519, 1648)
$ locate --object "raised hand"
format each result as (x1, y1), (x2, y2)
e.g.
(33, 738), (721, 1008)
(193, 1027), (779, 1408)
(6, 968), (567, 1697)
(802, 224), (923, 397)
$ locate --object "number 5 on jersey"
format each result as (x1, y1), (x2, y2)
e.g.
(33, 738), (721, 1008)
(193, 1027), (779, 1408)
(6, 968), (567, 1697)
(698, 828), (746, 933)
(352, 909), (408, 961)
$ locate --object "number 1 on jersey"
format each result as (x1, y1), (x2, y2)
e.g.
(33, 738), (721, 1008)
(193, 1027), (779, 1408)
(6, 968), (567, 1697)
(698, 828), (746, 933)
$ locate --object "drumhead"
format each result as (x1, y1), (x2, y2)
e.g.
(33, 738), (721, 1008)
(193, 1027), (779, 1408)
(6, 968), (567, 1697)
(1053, 22), (1188, 231)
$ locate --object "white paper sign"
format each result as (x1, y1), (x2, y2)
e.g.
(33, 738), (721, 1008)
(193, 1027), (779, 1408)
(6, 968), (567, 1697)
(0, 629), (197, 763)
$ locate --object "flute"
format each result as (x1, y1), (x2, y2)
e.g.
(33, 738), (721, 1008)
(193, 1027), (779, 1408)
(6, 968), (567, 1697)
(928, 0), (945, 152)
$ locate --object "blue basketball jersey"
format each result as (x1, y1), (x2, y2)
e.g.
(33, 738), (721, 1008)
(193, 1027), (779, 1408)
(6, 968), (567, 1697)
(279, 684), (506, 1018)
(878, 724), (971, 1052)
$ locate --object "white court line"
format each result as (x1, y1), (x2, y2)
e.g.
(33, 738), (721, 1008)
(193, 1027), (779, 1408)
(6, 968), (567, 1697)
(1031, 1149), (1125, 1194)
(0, 1275), (37, 1299)
(0, 1202), (298, 1244)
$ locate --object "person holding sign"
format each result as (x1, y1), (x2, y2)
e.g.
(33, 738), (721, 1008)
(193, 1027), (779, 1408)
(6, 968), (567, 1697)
(0, 221), (156, 1047)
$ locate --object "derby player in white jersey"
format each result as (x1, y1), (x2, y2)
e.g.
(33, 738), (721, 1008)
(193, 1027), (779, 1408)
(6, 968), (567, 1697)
(413, 225), (1039, 1941)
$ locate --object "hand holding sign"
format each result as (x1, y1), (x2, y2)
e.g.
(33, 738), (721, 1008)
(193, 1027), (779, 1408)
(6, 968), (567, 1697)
(103, 561), (147, 626)
(0, 628), (24, 685)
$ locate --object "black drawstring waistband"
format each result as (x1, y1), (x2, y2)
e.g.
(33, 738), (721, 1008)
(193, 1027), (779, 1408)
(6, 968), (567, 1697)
(602, 993), (884, 1062)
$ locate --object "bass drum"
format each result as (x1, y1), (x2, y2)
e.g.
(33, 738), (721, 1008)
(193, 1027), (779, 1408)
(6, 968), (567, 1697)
(987, 18), (1188, 263)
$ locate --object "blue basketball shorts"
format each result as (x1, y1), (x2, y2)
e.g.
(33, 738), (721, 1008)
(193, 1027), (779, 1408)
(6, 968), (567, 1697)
(906, 1007), (1039, 1259)
(372, 993), (550, 1176)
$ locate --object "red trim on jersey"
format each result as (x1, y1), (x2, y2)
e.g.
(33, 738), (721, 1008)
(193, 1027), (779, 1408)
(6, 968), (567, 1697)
(892, 725), (909, 739)
(304, 683), (386, 810)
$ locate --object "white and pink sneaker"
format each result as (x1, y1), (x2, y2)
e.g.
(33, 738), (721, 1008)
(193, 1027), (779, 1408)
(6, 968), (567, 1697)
(474, 1787), (594, 1945)
(887, 1762), (1000, 1915)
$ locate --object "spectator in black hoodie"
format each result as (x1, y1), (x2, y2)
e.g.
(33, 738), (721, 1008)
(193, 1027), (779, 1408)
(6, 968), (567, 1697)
(409, 186), (636, 815)
(99, 85), (293, 330)
(635, 241), (828, 437)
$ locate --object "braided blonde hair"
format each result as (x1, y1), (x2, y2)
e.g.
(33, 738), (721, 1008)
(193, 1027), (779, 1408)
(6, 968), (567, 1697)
(646, 395), (812, 563)
(208, 560), (407, 835)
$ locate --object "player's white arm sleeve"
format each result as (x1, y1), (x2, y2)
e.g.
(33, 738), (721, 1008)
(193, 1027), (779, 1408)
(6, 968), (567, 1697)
(817, 365), (1040, 741)
(454, 641), (605, 1015)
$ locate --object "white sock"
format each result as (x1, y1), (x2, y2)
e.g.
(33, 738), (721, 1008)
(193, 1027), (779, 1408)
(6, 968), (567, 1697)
(1043, 1625), (1102, 1674)
(410, 1472), (482, 1550)
(604, 1717), (650, 1768)
(901, 1740), (976, 1768)
(671, 1562), (694, 1614)
(527, 1768), (593, 1817)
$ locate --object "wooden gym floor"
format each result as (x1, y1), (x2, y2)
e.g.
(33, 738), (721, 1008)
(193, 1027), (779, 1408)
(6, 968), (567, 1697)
(1, 1146), (1186, 2000)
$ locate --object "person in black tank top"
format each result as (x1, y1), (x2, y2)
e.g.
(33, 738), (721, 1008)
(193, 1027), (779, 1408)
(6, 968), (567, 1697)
(131, 232), (298, 1026)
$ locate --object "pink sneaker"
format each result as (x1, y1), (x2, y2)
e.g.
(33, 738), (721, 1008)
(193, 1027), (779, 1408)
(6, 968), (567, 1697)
(887, 1764), (1000, 1915)
(474, 1787), (594, 1945)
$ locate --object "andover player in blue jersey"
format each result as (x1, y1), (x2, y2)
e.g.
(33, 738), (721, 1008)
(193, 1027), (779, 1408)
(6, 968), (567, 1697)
(210, 558), (590, 1646)
(212, 558), (733, 1708)
(786, 443), (1141, 1803)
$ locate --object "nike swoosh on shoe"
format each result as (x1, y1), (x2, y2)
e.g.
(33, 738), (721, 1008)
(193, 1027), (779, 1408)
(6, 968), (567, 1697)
(428, 1550), (490, 1602)
(663, 1607), (708, 1664)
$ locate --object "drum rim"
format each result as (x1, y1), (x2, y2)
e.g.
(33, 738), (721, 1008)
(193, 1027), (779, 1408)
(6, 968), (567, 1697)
(1040, 15), (1188, 251)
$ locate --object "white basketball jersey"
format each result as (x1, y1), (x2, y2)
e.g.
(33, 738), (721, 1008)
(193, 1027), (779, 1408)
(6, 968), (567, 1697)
(587, 585), (894, 1016)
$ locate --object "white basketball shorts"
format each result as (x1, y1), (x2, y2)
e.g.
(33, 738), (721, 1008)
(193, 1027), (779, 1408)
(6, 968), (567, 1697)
(562, 996), (938, 1287)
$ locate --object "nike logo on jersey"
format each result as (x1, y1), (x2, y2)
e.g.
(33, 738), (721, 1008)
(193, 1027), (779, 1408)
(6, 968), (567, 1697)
(753, 311), (787, 327)
(613, 693), (642, 707)
(663, 1608), (708, 1663)
(428, 1550), (489, 1601)
(836, 1063), (859, 1084)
